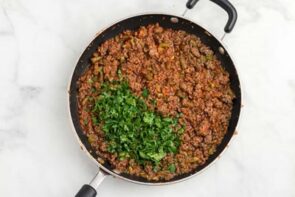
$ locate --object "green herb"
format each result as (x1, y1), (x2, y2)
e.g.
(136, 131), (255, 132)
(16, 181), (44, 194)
(91, 81), (182, 165)
(87, 78), (94, 84)
(142, 88), (149, 98)
(178, 127), (185, 134)
(176, 113), (183, 119)
(90, 87), (96, 93)
(206, 54), (213, 61)
(83, 118), (88, 125)
(151, 99), (157, 106)
(117, 69), (123, 80)
(91, 116), (99, 125)
(153, 166), (159, 172)
(168, 164), (176, 173)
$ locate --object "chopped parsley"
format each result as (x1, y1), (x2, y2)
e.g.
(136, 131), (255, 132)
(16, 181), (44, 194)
(142, 88), (149, 98)
(91, 81), (182, 166)
(168, 164), (176, 173)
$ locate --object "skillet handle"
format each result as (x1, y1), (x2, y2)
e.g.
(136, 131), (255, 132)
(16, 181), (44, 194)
(75, 170), (107, 197)
(186, 0), (200, 9)
(186, 0), (237, 33)
(75, 185), (97, 197)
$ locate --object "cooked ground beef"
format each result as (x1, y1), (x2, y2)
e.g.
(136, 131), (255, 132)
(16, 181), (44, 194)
(77, 24), (234, 181)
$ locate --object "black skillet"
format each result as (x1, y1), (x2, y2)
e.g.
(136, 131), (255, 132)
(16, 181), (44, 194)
(69, 0), (241, 196)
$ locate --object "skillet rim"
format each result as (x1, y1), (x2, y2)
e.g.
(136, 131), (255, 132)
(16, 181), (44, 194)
(68, 12), (241, 185)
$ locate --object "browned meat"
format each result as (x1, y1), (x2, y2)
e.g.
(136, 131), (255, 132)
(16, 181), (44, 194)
(77, 24), (234, 181)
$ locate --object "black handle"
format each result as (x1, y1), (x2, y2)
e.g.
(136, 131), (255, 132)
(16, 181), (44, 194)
(210, 0), (237, 33)
(186, 0), (237, 33)
(186, 0), (200, 9)
(75, 184), (97, 197)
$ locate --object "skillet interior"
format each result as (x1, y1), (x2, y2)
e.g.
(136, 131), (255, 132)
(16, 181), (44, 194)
(69, 14), (241, 184)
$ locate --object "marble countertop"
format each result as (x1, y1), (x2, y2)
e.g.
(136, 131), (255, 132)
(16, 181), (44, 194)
(1, 0), (295, 196)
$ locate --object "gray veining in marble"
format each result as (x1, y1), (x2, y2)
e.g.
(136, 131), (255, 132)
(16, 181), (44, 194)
(0, 0), (295, 196)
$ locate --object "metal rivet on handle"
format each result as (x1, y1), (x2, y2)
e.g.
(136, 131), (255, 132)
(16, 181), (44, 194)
(170, 17), (179, 23)
(218, 46), (225, 55)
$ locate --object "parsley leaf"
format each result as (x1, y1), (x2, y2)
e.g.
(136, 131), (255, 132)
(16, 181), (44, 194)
(168, 164), (176, 173)
(142, 88), (149, 98)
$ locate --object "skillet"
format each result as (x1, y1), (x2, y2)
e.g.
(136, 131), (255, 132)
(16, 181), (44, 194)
(69, 0), (241, 196)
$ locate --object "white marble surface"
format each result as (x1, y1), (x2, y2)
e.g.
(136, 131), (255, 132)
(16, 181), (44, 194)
(1, 0), (295, 196)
